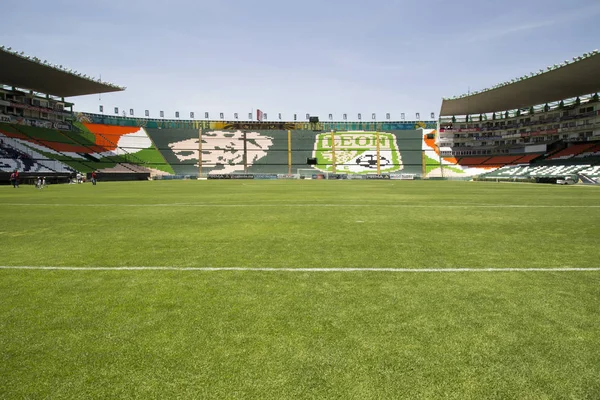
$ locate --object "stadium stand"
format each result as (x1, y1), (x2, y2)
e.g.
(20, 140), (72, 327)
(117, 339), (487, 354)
(456, 157), (491, 166)
(144, 127), (425, 176)
(482, 162), (600, 179)
(0, 132), (74, 173)
(547, 143), (597, 160)
(437, 50), (600, 177)
(2, 46), (599, 182)
(0, 122), (156, 177)
(514, 154), (542, 164)
(0, 47), (146, 182)
(576, 143), (600, 158)
(483, 155), (520, 165)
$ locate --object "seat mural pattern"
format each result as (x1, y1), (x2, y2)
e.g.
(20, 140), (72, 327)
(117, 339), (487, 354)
(5, 117), (596, 181)
(146, 128), (424, 175)
(0, 122), (171, 174)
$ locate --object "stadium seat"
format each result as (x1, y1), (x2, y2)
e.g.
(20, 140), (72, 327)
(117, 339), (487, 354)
(547, 143), (597, 160)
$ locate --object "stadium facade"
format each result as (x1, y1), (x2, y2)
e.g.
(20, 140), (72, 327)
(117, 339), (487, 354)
(434, 50), (600, 182)
(1, 46), (599, 183)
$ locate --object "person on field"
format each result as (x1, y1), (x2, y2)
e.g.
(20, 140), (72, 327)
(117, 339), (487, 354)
(91, 171), (97, 185)
(10, 171), (16, 188)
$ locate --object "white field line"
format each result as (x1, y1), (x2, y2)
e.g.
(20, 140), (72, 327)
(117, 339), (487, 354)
(0, 266), (599, 272)
(1, 203), (600, 208)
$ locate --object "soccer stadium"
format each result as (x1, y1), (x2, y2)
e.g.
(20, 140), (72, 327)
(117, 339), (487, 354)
(1, 32), (600, 400)
(1, 45), (599, 184)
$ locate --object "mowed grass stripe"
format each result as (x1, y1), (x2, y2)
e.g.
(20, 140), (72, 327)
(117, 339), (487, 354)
(2, 203), (600, 208)
(1, 266), (600, 272)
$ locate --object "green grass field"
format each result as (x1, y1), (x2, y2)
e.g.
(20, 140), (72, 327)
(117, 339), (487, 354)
(1, 180), (599, 399)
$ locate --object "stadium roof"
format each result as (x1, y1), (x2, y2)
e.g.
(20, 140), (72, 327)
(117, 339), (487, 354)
(0, 46), (125, 98)
(440, 50), (600, 116)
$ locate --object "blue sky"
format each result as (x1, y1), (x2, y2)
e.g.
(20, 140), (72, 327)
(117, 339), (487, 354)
(2, 0), (599, 120)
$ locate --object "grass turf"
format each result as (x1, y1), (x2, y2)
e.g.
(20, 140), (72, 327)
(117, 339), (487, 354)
(1, 180), (599, 398)
(0, 180), (599, 268)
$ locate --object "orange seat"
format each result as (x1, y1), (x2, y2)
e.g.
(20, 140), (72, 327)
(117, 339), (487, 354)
(458, 157), (491, 166)
(548, 143), (596, 159)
